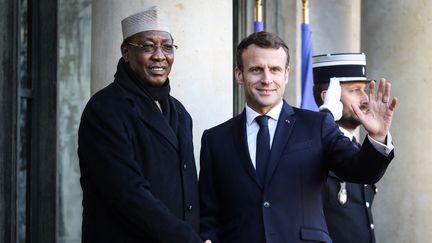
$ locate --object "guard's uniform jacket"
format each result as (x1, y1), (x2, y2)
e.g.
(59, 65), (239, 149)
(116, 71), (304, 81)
(323, 171), (377, 243)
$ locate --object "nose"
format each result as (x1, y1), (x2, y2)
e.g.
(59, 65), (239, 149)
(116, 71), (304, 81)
(151, 46), (166, 60)
(261, 69), (273, 84)
(360, 90), (369, 104)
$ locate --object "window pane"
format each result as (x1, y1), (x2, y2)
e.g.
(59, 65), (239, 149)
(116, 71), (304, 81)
(17, 98), (31, 243)
(17, 0), (30, 242)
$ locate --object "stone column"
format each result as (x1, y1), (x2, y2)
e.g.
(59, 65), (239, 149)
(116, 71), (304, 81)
(92, 0), (233, 166)
(310, 0), (361, 55)
(362, 0), (432, 241)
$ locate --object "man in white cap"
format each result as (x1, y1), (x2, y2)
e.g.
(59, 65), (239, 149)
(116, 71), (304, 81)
(313, 53), (382, 243)
(78, 6), (210, 243)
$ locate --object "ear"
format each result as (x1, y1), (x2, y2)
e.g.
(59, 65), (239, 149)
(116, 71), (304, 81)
(284, 66), (290, 84)
(235, 67), (244, 85)
(320, 90), (327, 103)
(121, 45), (129, 63)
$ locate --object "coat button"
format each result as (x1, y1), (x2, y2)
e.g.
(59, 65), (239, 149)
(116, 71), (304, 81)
(370, 223), (374, 230)
(183, 164), (187, 170)
(187, 204), (193, 211)
(366, 202), (370, 208)
(263, 201), (270, 208)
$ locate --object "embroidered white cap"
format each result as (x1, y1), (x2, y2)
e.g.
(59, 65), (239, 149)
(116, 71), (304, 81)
(312, 53), (368, 84)
(121, 5), (171, 40)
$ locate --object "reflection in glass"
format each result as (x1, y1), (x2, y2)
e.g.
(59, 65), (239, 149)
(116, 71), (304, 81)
(57, 0), (92, 242)
(17, 0), (30, 242)
(17, 97), (31, 243)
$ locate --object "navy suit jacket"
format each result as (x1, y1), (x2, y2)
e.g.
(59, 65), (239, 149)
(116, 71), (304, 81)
(78, 76), (201, 242)
(199, 101), (393, 243)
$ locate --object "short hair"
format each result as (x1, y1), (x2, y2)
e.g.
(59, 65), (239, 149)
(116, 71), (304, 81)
(313, 83), (330, 106)
(235, 31), (290, 71)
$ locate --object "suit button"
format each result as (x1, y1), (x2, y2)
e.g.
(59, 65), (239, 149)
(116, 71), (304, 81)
(183, 164), (187, 170)
(366, 202), (370, 208)
(364, 184), (368, 187)
(370, 223), (374, 230)
(187, 204), (193, 211)
(263, 202), (270, 208)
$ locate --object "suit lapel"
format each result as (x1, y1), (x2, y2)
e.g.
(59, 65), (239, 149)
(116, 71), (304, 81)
(133, 96), (179, 150)
(264, 102), (296, 187)
(232, 111), (262, 188)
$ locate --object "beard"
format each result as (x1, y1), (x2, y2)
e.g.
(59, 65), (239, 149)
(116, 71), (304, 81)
(337, 103), (368, 130)
(337, 114), (361, 130)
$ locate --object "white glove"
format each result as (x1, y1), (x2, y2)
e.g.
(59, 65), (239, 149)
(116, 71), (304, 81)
(319, 77), (343, 121)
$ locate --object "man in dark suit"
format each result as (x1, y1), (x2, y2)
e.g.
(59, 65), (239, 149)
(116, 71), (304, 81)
(78, 6), (210, 243)
(199, 32), (397, 243)
(313, 53), (380, 243)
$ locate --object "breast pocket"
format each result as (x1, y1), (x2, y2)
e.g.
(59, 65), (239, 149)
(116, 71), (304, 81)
(300, 227), (332, 243)
(281, 140), (315, 158)
(279, 140), (322, 171)
(287, 140), (314, 152)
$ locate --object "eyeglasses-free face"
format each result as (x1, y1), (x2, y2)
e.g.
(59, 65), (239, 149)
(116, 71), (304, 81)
(235, 44), (290, 115)
(121, 30), (175, 87)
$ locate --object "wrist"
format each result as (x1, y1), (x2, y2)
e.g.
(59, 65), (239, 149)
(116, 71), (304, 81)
(369, 133), (386, 144)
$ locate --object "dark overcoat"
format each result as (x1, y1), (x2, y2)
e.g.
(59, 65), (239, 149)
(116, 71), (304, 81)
(78, 72), (201, 242)
(199, 101), (393, 243)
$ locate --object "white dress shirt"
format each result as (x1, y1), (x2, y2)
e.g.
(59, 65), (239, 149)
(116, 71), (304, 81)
(339, 126), (394, 156)
(245, 101), (283, 169)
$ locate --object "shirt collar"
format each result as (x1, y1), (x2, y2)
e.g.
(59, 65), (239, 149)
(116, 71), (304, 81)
(245, 100), (283, 126)
(339, 126), (356, 141)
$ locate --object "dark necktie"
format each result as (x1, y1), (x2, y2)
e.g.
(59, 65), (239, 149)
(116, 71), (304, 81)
(352, 136), (360, 149)
(255, 115), (270, 185)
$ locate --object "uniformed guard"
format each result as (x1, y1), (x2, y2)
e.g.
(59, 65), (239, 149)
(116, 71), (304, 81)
(312, 53), (377, 243)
